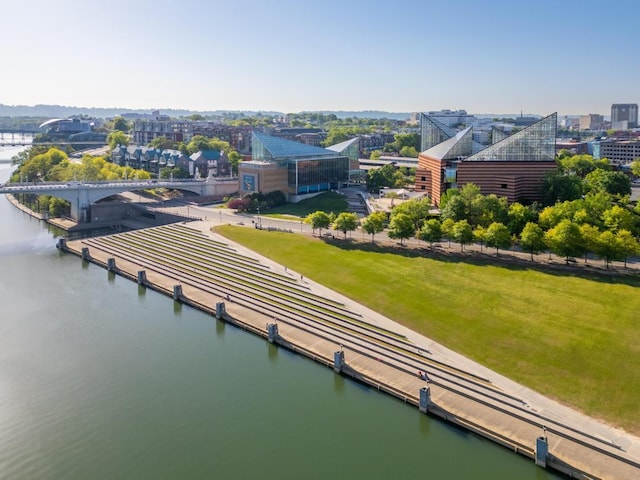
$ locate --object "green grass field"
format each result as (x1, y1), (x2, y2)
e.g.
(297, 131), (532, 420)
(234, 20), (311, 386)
(216, 225), (640, 434)
(264, 192), (348, 218)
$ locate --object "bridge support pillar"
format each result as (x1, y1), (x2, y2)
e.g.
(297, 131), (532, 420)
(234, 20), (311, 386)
(535, 435), (548, 468)
(419, 386), (431, 413)
(333, 349), (345, 373)
(81, 247), (90, 260)
(267, 323), (278, 343)
(106, 257), (116, 272)
(56, 238), (67, 250)
(215, 302), (226, 319)
(173, 284), (183, 301)
(137, 270), (147, 285)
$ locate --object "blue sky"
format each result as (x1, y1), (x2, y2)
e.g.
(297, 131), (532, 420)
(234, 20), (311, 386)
(2, 0), (639, 116)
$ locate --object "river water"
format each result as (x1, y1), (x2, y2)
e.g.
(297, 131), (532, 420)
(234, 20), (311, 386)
(0, 146), (562, 479)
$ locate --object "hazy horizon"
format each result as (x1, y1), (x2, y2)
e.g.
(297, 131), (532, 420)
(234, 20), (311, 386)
(2, 0), (639, 117)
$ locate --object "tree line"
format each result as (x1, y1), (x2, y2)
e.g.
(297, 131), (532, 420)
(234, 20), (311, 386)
(300, 152), (640, 269)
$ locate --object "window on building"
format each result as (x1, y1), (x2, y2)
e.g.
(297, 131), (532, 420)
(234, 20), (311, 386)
(501, 183), (508, 189)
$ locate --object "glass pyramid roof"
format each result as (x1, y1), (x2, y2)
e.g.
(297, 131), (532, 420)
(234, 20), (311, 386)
(465, 113), (557, 162)
(252, 132), (336, 161)
(420, 114), (458, 151)
(421, 127), (473, 160)
(326, 137), (359, 153)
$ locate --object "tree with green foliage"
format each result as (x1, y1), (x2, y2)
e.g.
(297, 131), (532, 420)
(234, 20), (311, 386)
(305, 211), (331, 236)
(387, 212), (414, 245)
(15, 147), (67, 182)
(441, 218), (455, 248)
(361, 211), (386, 243)
(418, 218), (442, 248)
(594, 230), (622, 268)
(365, 163), (397, 192)
(631, 158), (640, 177)
(107, 131), (129, 150)
(579, 223), (601, 263)
(557, 154), (609, 177)
(228, 151), (242, 175)
(472, 194), (509, 227)
(507, 202), (537, 235)
(544, 219), (584, 263)
(440, 183), (484, 224)
(332, 212), (359, 240)
(440, 194), (467, 222)
(392, 196), (431, 231)
(519, 222), (546, 261)
(112, 116), (131, 132)
(149, 136), (176, 150)
(399, 146), (419, 157)
(392, 132), (421, 152)
(369, 150), (382, 160)
(48, 197), (69, 217)
(322, 127), (350, 146)
(584, 169), (631, 197)
(542, 169), (583, 205)
(160, 166), (189, 179)
(452, 220), (473, 252)
(438, 187), (459, 209)
(616, 230), (640, 268)
(485, 222), (511, 256)
(473, 225), (487, 251)
(602, 205), (636, 234)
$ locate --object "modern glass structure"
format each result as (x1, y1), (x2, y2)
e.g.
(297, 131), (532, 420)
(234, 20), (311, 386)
(420, 112), (485, 153)
(491, 126), (510, 144)
(240, 133), (349, 198)
(326, 137), (363, 183)
(465, 113), (557, 162)
(416, 113), (558, 204)
(419, 113), (458, 151)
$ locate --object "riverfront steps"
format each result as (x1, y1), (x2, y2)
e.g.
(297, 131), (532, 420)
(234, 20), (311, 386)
(60, 224), (640, 480)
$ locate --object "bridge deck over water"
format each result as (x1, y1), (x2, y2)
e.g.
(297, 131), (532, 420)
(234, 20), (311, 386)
(0, 178), (237, 220)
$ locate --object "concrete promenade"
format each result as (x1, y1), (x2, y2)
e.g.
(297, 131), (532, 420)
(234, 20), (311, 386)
(61, 222), (640, 480)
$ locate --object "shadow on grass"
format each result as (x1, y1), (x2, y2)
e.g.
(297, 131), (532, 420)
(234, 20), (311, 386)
(265, 192), (348, 218)
(320, 237), (640, 287)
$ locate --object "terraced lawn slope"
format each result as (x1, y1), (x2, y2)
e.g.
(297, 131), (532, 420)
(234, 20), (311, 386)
(217, 225), (640, 434)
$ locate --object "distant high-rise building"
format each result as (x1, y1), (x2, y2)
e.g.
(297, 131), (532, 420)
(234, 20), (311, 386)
(611, 104), (638, 129)
(579, 114), (604, 131)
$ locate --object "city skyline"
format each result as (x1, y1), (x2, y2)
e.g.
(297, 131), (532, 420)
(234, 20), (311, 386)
(2, 0), (639, 116)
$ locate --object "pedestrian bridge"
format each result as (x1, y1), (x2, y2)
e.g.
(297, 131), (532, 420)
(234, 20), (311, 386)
(0, 178), (237, 221)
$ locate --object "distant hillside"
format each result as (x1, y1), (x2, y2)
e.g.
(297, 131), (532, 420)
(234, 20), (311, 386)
(0, 104), (286, 119)
(0, 104), (549, 121)
(0, 104), (416, 121)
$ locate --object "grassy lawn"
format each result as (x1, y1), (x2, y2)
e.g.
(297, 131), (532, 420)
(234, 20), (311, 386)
(264, 192), (348, 218)
(216, 225), (640, 434)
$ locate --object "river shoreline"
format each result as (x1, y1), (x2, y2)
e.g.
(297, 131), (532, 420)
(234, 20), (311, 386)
(56, 220), (640, 480)
(6, 188), (640, 479)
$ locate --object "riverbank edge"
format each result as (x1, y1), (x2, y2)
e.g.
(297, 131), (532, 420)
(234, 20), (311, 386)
(58, 232), (640, 480)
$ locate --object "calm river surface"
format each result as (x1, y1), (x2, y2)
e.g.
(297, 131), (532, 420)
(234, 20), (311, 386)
(0, 146), (562, 479)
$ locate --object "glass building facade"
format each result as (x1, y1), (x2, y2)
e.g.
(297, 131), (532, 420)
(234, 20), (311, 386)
(247, 132), (350, 196)
(289, 157), (350, 194)
(465, 113), (557, 162)
(420, 114), (458, 151)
